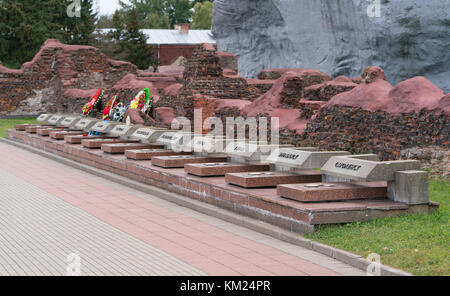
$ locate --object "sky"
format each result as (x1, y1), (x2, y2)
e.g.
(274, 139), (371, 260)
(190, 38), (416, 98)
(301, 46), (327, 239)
(97, 0), (123, 16)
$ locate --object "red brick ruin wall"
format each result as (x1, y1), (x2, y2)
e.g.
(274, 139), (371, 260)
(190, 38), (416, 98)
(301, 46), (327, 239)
(182, 44), (261, 101)
(149, 44), (197, 65)
(0, 39), (136, 116)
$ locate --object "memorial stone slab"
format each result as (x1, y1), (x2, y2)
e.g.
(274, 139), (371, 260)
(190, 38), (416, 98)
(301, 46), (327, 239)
(101, 142), (165, 154)
(89, 121), (118, 134)
(109, 125), (140, 138)
(321, 157), (421, 182)
(314, 156), (427, 205)
(47, 115), (66, 126)
(65, 134), (115, 144)
(267, 149), (350, 171)
(15, 124), (49, 131)
(130, 127), (169, 143)
(226, 148), (345, 188)
(37, 114), (53, 122)
(190, 136), (229, 156)
(225, 171), (322, 188)
(50, 130), (86, 140)
(60, 116), (82, 128)
(74, 118), (98, 131)
(184, 162), (270, 177)
(277, 182), (387, 202)
(157, 132), (178, 145)
(36, 126), (66, 136)
(157, 132), (191, 151)
(25, 125), (45, 133)
(226, 142), (293, 163)
(152, 155), (228, 168)
(125, 149), (192, 160)
(82, 138), (139, 149)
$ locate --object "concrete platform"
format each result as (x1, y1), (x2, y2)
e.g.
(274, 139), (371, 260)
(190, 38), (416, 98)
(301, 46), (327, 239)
(125, 149), (192, 160)
(101, 143), (165, 154)
(37, 127), (66, 136)
(7, 128), (439, 233)
(185, 162), (270, 177)
(82, 138), (140, 149)
(152, 155), (229, 168)
(64, 135), (117, 144)
(25, 125), (54, 133)
(49, 130), (85, 140)
(15, 124), (51, 131)
(226, 171), (323, 188)
(277, 182), (388, 202)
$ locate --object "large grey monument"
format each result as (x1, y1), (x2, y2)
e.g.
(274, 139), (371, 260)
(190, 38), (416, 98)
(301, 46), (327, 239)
(212, 0), (450, 92)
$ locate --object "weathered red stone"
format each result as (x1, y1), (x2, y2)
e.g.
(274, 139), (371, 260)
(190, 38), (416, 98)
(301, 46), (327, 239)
(82, 138), (140, 149)
(101, 143), (165, 154)
(184, 162), (270, 177)
(151, 155), (228, 168)
(226, 171), (322, 188)
(277, 182), (387, 202)
(125, 149), (192, 160)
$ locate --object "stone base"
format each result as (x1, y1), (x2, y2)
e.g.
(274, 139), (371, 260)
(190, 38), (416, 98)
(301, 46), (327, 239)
(64, 135), (117, 144)
(81, 139), (140, 149)
(185, 162), (270, 177)
(6, 128), (440, 233)
(49, 130), (85, 140)
(226, 170), (322, 188)
(37, 128), (66, 136)
(101, 143), (166, 154)
(277, 182), (387, 202)
(25, 125), (54, 133)
(125, 149), (192, 160)
(15, 124), (51, 131)
(152, 155), (228, 168)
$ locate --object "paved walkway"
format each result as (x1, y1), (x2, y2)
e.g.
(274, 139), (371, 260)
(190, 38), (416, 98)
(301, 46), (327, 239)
(0, 141), (365, 276)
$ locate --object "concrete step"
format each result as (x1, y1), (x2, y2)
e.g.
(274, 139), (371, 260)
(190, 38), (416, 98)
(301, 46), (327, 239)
(101, 143), (165, 154)
(277, 182), (387, 202)
(185, 162), (270, 177)
(125, 149), (192, 160)
(152, 155), (228, 168)
(226, 170), (322, 188)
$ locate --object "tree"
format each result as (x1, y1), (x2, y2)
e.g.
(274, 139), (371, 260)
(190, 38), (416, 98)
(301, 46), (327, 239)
(166, 0), (192, 28)
(118, 0), (196, 29)
(191, 1), (213, 29)
(97, 15), (114, 29)
(105, 9), (159, 70)
(144, 11), (170, 29)
(119, 0), (168, 29)
(0, 0), (97, 68)
(64, 0), (97, 45)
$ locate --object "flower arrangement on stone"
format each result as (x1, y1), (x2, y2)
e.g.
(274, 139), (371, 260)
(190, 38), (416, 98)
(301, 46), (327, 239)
(82, 89), (104, 116)
(130, 88), (153, 115)
(111, 103), (128, 122)
(102, 94), (120, 120)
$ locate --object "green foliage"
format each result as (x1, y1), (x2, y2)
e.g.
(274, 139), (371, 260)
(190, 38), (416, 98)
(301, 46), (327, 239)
(105, 9), (159, 70)
(166, 0), (192, 28)
(305, 179), (450, 275)
(0, 118), (39, 138)
(64, 0), (98, 45)
(97, 15), (114, 29)
(118, 0), (201, 29)
(191, 1), (213, 29)
(0, 0), (97, 68)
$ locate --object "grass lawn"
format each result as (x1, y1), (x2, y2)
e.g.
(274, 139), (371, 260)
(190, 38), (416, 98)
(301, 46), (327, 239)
(304, 179), (450, 276)
(0, 117), (39, 138)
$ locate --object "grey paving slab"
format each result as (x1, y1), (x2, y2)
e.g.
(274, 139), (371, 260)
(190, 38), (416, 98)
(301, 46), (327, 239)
(0, 169), (204, 276)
